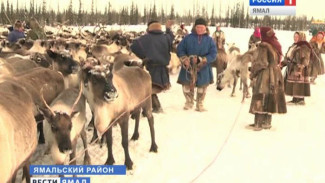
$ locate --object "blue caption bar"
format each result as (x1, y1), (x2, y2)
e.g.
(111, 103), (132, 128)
(61, 177), (90, 183)
(30, 165), (126, 175)
(249, 0), (285, 6)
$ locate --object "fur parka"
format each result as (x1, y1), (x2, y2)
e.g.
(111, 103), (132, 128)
(249, 42), (287, 114)
(308, 41), (325, 77)
(283, 42), (312, 97)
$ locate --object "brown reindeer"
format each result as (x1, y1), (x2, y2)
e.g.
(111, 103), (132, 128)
(0, 80), (37, 183)
(211, 43), (229, 86)
(81, 54), (157, 170)
(6, 67), (65, 143)
(46, 49), (80, 89)
(39, 86), (91, 174)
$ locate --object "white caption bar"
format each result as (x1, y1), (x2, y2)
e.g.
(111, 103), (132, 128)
(250, 6), (296, 15)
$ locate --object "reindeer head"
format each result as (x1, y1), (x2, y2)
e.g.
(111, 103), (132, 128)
(47, 50), (79, 76)
(30, 52), (51, 68)
(216, 71), (225, 91)
(38, 86), (82, 153)
(17, 39), (34, 50)
(82, 63), (118, 103)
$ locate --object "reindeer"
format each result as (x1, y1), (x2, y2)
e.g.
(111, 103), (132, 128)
(6, 67), (65, 143)
(38, 86), (91, 173)
(0, 80), (37, 183)
(4, 57), (39, 73)
(211, 42), (229, 86)
(81, 54), (157, 170)
(46, 49), (80, 89)
(217, 43), (259, 102)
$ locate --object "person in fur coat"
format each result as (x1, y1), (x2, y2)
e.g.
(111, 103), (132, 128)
(282, 32), (312, 105)
(308, 31), (325, 84)
(130, 20), (174, 113)
(249, 26), (287, 131)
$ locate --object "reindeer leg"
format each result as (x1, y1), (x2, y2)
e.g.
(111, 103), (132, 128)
(215, 68), (218, 85)
(131, 109), (140, 141)
(23, 161), (31, 183)
(37, 121), (45, 144)
(88, 114), (94, 128)
(231, 73), (237, 97)
(119, 115), (133, 170)
(242, 77), (251, 99)
(35, 114), (45, 144)
(90, 126), (99, 144)
(241, 78), (246, 103)
(81, 129), (91, 165)
(147, 112), (158, 153)
(69, 142), (77, 166)
(104, 127), (115, 165)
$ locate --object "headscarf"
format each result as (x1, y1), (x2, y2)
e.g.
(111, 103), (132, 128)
(253, 27), (261, 38)
(295, 32), (313, 58)
(310, 31), (325, 43)
(260, 26), (283, 60)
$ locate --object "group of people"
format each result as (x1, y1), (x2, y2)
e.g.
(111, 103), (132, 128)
(131, 17), (325, 131)
(7, 17), (47, 44)
(244, 26), (324, 130)
(131, 18), (217, 113)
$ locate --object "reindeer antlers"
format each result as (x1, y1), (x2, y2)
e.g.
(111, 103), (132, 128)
(40, 84), (56, 117)
(69, 82), (83, 116)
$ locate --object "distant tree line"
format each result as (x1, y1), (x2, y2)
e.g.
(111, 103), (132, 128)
(0, 0), (315, 31)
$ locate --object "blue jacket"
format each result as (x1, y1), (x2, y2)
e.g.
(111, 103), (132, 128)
(131, 28), (174, 65)
(8, 30), (25, 43)
(177, 32), (217, 87)
(131, 28), (174, 89)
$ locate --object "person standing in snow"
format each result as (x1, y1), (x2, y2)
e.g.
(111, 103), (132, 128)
(212, 25), (225, 50)
(281, 32), (312, 105)
(130, 20), (174, 113)
(249, 26), (287, 131)
(308, 31), (325, 84)
(177, 18), (217, 112)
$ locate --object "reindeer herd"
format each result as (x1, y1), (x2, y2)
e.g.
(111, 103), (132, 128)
(0, 24), (258, 182)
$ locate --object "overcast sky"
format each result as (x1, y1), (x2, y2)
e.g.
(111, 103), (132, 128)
(12, 0), (325, 20)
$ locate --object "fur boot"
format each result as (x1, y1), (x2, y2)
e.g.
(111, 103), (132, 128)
(296, 98), (305, 105)
(253, 114), (263, 131)
(183, 85), (194, 110)
(195, 86), (207, 112)
(287, 97), (298, 104)
(261, 114), (272, 129)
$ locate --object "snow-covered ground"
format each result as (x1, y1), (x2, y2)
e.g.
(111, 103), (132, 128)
(18, 27), (325, 183)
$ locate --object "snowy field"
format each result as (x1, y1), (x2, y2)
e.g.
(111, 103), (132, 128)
(18, 27), (325, 183)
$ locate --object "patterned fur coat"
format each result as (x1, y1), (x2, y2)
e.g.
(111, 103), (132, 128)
(249, 42), (287, 114)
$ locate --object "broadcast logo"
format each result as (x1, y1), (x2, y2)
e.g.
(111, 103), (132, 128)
(249, 0), (296, 16)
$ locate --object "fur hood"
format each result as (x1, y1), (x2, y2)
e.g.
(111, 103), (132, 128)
(148, 22), (162, 32)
